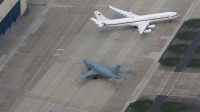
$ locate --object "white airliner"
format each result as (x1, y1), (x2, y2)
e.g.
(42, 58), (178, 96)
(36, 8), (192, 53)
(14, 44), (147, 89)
(90, 5), (179, 34)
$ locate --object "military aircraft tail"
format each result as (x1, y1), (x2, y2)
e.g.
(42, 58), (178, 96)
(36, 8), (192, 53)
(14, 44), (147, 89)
(112, 65), (120, 75)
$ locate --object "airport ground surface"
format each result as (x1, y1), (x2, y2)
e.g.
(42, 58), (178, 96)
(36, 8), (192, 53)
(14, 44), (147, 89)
(0, 0), (198, 112)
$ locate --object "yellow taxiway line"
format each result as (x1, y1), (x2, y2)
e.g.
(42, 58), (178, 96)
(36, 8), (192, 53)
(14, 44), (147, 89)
(101, 42), (143, 112)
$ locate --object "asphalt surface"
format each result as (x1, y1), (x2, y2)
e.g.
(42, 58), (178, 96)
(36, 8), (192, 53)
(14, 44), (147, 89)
(148, 95), (167, 112)
(0, 0), (196, 112)
(174, 30), (200, 72)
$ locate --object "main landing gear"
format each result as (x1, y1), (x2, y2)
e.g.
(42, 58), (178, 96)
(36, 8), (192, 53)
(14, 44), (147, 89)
(93, 76), (97, 80)
(170, 19), (172, 22)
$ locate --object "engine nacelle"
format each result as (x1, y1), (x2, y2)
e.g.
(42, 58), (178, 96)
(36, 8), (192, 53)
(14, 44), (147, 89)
(98, 22), (105, 27)
(147, 24), (155, 29)
(82, 70), (87, 75)
(144, 29), (152, 33)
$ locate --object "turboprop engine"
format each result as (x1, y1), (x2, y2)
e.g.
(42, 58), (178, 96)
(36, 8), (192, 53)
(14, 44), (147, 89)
(144, 29), (152, 33)
(147, 24), (155, 29)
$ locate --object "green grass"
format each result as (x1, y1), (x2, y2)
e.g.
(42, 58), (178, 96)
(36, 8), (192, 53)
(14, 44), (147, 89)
(187, 59), (200, 68)
(168, 44), (189, 53)
(159, 57), (181, 66)
(176, 31), (197, 40)
(195, 45), (200, 54)
(184, 19), (200, 28)
(159, 101), (188, 112)
(129, 100), (154, 111)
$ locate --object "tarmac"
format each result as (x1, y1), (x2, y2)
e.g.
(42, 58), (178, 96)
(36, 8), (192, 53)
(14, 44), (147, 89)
(174, 30), (200, 72)
(0, 0), (197, 112)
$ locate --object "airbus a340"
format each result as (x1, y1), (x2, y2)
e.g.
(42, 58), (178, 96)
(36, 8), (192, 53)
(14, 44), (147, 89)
(90, 5), (179, 34)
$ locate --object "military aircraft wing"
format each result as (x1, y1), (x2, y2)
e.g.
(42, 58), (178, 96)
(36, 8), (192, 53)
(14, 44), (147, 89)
(104, 64), (135, 71)
(76, 70), (97, 81)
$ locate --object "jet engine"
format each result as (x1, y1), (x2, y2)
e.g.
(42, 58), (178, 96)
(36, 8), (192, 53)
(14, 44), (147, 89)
(147, 24), (155, 29)
(98, 22), (105, 27)
(82, 70), (87, 75)
(144, 29), (152, 33)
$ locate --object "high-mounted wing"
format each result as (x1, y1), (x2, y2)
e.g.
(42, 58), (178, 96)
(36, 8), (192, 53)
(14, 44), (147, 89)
(104, 64), (135, 71)
(136, 21), (150, 34)
(76, 70), (97, 81)
(109, 5), (139, 18)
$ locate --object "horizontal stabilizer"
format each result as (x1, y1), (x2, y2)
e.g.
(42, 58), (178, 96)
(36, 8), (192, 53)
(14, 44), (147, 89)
(108, 77), (117, 82)
(90, 18), (98, 24)
(90, 18), (105, 27)
(119, 74), (131, 78)
(120, 64), (135, 68)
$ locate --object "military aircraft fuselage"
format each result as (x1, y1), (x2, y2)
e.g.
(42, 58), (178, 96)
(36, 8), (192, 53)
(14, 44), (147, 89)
(84, 59), (120, 78)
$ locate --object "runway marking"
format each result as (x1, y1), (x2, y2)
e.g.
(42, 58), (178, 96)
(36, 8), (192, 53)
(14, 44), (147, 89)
(1, 13), (73, 112)
(10, 97), (89, 112)
(130, 42), (143, 64)
(9, 97), (20, 112)
(0, 94), (6, 104)
(101, 79), (122, 112)
(157, 71), (174, 95)
(101, 41), (143, 112)
(26, 91), (118, 112)
(57, 49), (65, 51)
(0, 0), (56, 88)
(25, 15), (73, 91)
(53, 54), (61, 56)
(167, 71), (183, 96)
(0, 0), (69, 105)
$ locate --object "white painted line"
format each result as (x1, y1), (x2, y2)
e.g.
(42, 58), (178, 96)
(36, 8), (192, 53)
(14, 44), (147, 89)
(155, 0), (199, 62)
(53, 54), (61, 56)
(167, 71), (183, 96)
(57, 49), (65, 51)
(160, 36), (170, 40)
(9, 97), (21, 112)
(121, 62), (159, 112)
(0, 94), (7, 104)
(24, 11), (95, 91)
(148, 52), (159, 59)
(26, 91), (118, 111)
(0, 0), (53, 73)
(11, 4), (69, 88)
(9, 97), (89, 112)
(158, 71), (174, 95)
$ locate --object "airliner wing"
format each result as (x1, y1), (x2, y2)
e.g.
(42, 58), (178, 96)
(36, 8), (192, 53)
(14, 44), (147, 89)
(136, 21), (150, 34)
(104, 64), (135, 71)
(109, 5), (139, 18)
(76, 70), (97, 81)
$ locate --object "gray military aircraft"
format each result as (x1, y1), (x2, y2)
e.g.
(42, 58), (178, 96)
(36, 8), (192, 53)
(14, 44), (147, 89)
(76, 59), (135, 82)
